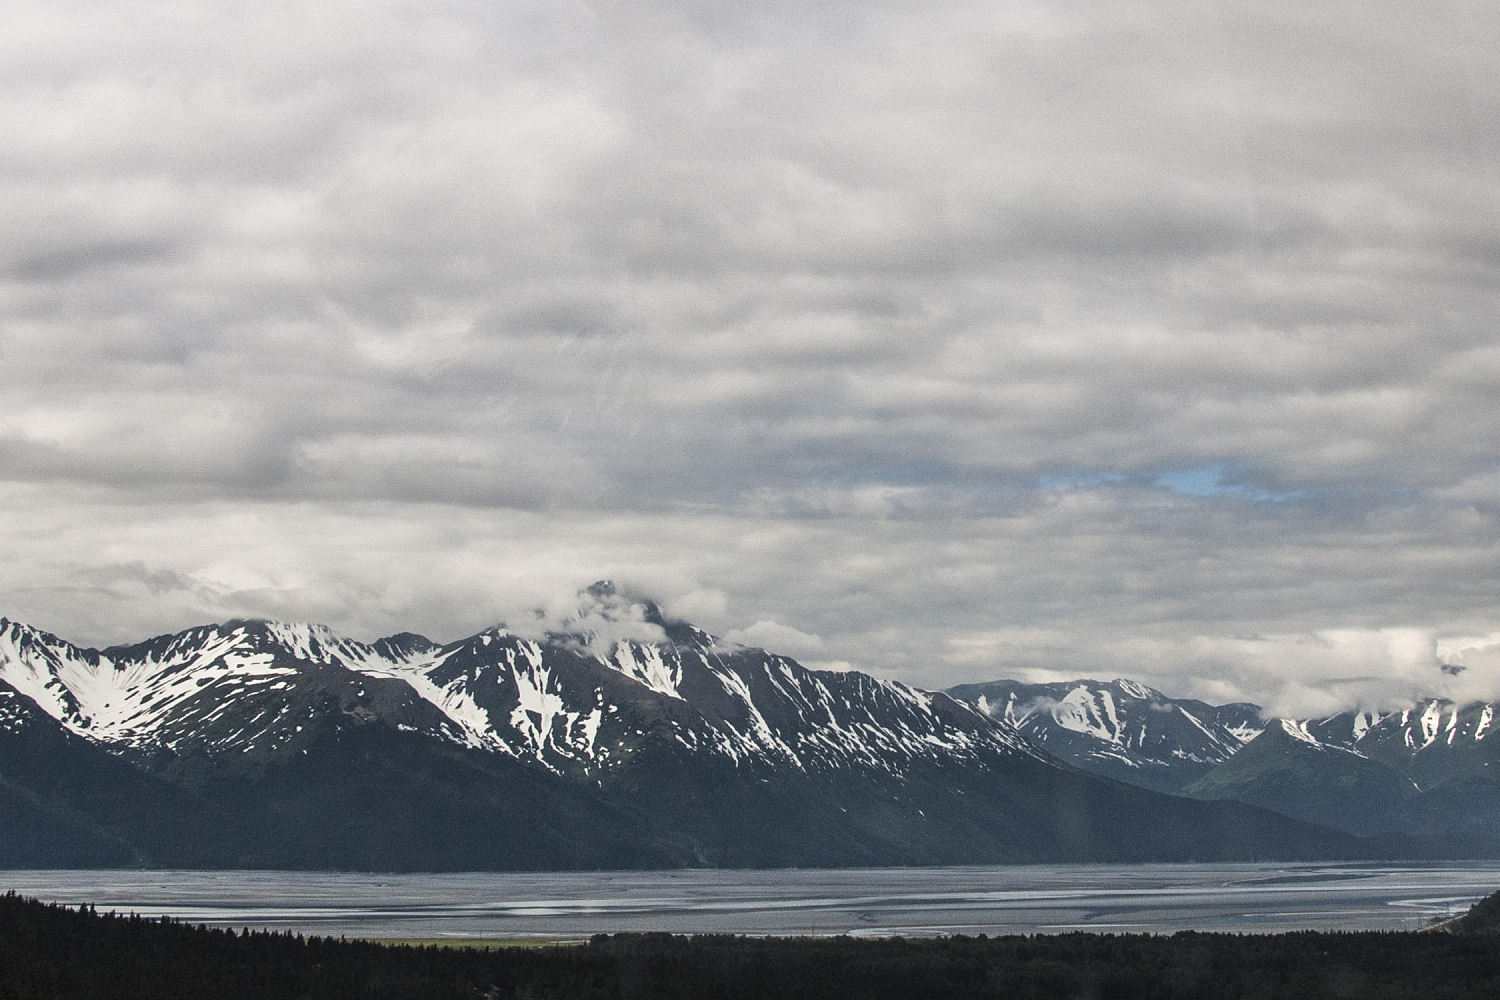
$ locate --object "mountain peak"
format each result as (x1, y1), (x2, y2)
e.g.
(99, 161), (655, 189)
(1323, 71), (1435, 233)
(0, 608), (1038, 785)
(1110, 678), (1161, 701)
(951, 676), (1257, 795)
(570, 581), (668, 631)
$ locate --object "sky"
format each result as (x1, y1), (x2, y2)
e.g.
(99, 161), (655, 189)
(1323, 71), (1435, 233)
(3, 0), (1499, 716)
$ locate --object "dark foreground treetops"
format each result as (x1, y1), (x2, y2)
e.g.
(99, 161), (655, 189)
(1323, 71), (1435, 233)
(5, 889), (1500, 1000)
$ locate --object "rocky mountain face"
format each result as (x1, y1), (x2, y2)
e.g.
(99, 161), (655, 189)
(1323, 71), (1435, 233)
(0, 586), (1034, 779)
(0, 586), (1363, 869)
(951, 677), (1500, 853)
(947, 678), (1260, 794)
(1187, 703), (1500, 851)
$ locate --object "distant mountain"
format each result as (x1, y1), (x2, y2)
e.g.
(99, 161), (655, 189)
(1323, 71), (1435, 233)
(0, 586), (1366, 869)
(947, 677), (1261, 793)
(1188, 702), (1500, 852)
(950, 676), (1500, 854)
(1184, 719), (1418, 837)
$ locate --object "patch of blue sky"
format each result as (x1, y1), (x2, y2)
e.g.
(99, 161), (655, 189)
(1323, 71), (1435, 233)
(1154, 466), (1226, 496)
(1034, 466), (1304, 502)
(1153, 464), (1303, 502)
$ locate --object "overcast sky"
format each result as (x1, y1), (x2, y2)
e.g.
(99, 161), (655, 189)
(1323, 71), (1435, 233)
(4, 0), (1499, 715)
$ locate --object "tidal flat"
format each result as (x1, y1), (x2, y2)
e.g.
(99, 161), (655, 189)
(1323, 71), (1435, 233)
(5, 860), (1498, 939)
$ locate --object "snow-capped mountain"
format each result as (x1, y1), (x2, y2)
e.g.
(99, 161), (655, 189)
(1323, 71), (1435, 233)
(0, 587), (1364, 870)
(0, 617), (452, 754)
(948, 674), (1500, 852)
(0, 583), (1029, 777)
(1301, 700), (1497, 775)
(947, 678), (1262, 793)
(1184, 718), (1421, 838)
(1186, 699), (1500, 848)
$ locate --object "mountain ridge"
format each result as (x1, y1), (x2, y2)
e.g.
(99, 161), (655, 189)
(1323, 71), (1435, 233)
(0, 595), (1372, 869)
(951, 675), (1500, 852)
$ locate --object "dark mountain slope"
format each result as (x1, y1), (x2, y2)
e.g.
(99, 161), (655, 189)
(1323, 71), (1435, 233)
(1184, 719), (1418, 837)
(949, 677), (1256, 794)
(0, 593), (1377, 869)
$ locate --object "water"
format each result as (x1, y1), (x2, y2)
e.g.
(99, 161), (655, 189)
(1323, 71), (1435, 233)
(4, 862), (1498, 939)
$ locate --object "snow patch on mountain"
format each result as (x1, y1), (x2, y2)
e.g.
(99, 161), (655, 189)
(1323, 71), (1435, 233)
(0, 594), (1040, 782)
(607, 642), (683, 700)
(354, 648), (509, 752)
(1278, 719), (1344, 750)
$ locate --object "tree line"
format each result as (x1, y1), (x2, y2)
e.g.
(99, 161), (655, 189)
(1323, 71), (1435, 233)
(5, 889), (1500, 999)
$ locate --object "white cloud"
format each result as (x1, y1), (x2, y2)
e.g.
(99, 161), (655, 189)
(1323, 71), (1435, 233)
(803, 660), (859, 674)
(667, 587), (730, 625)
(722, 620), (825, 657)
(1, 1), (1498, 717)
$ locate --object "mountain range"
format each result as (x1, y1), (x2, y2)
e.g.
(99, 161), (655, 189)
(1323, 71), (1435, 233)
(0, 584), (1375, 870)
(953, 677), (1500, 854)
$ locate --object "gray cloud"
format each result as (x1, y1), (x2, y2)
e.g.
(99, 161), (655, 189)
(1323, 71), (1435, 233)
(2, 0), (1498, 713)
